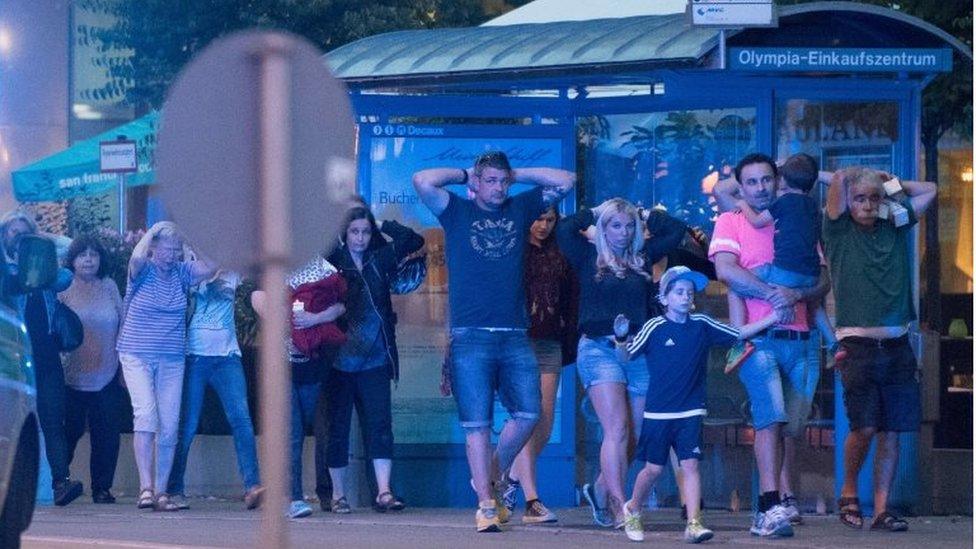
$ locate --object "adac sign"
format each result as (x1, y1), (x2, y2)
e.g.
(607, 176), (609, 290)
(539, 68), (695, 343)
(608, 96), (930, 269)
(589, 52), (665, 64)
(729, 47), (952, 73)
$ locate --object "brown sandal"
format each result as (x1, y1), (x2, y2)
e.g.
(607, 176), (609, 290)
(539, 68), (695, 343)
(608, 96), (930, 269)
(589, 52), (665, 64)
(837, 497), (863, 529)
(871, 511), (908, 532)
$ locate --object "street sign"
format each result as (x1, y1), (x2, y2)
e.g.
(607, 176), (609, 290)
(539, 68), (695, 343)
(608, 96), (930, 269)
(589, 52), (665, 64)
(99, 139), (137, 173)
(689, 0), (777, 27)
(729, 47), (954, 73)
(156, 31), (356, 274)
(156, 30), (356, 548)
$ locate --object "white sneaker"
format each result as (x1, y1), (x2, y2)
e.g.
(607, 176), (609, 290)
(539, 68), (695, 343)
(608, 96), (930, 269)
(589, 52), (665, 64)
(621, 500), (644, 542)
(170, 494), (190, 510)
(749, 505), (794, 537)
(287, 500), (313, 519)
(781, 495), (802, 524)
(684, 518), (714, 543)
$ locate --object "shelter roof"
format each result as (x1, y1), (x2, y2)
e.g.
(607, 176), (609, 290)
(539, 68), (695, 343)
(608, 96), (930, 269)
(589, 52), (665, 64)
(326, 2), (971, 86)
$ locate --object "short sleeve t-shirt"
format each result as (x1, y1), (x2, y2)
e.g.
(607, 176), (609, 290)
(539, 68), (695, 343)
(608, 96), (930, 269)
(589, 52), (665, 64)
(187, 271), (242, 357)
(60, 277), (123, 391)
(708, 211), (811, 331)
(628, 314), (739, 418)
(437, 187), (545, 329)
(823, 204), (917, 328)
(768, 193), (821, 278)
(117, 262), (192, 357)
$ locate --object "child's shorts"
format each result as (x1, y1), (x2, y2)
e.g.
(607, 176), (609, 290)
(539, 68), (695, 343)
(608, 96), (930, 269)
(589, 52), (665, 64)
(635, 415), (704, 466)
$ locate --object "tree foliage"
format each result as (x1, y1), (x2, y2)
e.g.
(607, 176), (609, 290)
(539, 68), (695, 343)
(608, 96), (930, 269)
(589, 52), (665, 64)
(77, 0), (531, 111)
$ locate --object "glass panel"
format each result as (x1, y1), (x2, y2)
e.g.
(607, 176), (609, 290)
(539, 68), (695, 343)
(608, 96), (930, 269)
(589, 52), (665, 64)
(577, 108), (757, 234)
(775, 99), (900, 205)
(775, 99), (902, 425)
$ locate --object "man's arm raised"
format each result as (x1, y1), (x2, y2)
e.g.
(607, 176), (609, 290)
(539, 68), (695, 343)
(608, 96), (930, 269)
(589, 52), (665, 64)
(894, 178), (937, 217)
(513, 167), (576, 206)
(825, 169), (849, 221)
(412, 167), (468, 216)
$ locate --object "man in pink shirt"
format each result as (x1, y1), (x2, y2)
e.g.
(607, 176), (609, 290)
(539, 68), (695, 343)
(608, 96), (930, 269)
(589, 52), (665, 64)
(708, 153), (830, 537)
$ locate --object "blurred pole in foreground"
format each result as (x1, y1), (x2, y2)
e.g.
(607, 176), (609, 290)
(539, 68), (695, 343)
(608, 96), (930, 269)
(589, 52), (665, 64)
(255, 36), (293, 549)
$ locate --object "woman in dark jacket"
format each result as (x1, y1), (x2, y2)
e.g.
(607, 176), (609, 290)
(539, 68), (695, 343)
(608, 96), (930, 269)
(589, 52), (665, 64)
(324, 206), (424, 513)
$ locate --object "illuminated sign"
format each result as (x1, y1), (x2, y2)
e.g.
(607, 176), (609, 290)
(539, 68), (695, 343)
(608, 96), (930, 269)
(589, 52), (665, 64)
(730, 47), (953, 72)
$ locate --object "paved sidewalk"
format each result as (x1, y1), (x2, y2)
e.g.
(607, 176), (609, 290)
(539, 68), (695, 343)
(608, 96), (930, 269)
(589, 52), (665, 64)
(23, 498), (973, 548)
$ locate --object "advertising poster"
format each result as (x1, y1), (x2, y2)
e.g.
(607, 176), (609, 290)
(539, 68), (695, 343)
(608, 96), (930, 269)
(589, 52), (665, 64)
(363, 124), (569, 444)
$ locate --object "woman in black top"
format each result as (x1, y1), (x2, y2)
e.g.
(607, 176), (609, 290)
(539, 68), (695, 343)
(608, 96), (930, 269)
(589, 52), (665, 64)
(556, 198), (685, 526)
(507, 206), (578, 523)
(324, 206), (424, 513)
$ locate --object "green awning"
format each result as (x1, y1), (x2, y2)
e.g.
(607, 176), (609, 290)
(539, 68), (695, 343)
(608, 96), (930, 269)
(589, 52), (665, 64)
(326, 13), (716, 82)
(11, 112), (159, 202)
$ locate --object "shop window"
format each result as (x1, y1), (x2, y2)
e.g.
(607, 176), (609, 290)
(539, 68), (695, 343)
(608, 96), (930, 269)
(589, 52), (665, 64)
(576, 108), (756, 234)
(775, 99), (900, 206)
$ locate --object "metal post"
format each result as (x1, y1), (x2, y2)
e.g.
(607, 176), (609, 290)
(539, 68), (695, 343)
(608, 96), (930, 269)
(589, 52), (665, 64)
(255, 37), (293, 549)
(117, 173), (126, 234)
(719, 29), (727, 70)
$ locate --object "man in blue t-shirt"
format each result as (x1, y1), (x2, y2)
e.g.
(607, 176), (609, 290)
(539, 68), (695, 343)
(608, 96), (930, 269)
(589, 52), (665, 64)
(613, 266), (777, 543)
(413, 152), (574, 532)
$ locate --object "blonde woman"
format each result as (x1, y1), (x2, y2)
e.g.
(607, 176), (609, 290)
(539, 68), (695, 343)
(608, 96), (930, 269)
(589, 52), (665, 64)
(555, 198), (686, 527)
(116, 222), (216, 511)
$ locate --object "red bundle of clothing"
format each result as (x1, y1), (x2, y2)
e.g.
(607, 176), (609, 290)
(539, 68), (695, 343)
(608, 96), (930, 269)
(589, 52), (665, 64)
(290, 273), (347, 358)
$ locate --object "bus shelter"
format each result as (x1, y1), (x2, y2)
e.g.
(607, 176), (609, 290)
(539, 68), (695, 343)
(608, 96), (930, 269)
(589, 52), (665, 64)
(325, 2), (970, 511)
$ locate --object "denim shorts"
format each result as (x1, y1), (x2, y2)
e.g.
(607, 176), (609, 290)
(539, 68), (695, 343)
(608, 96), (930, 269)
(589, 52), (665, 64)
(576, 335), (649, 396)
(737, 336), (819, 436)
(449, 328), (540, 429)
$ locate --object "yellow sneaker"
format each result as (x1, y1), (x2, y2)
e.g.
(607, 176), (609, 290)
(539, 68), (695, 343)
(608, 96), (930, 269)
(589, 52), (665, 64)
(476, 501), (501, 533)
(622, 500), (644, 542)
(684, 517), (714, 543)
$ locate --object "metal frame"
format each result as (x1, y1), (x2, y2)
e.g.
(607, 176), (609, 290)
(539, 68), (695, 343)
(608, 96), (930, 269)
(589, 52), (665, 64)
(346, 40), (937, 507)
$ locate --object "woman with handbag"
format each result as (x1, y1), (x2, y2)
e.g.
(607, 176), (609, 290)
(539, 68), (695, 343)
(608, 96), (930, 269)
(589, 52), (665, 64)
(59, 235), (124, 504)
(116, 222), (216, 511)
(323, 207), (424, 513)
(0, 210), (85, 506)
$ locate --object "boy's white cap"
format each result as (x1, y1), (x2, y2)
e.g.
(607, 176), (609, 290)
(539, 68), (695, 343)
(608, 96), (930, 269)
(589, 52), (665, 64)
(658, 266), (709, 299)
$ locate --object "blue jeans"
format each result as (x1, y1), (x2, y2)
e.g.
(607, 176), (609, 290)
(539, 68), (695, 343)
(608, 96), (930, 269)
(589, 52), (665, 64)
(738, 336), (819, 436)
(753, 263), (818, 289)
(168, 355), (260, 495)
(449, 328), (540, 429)
(291, 380), (321, 501)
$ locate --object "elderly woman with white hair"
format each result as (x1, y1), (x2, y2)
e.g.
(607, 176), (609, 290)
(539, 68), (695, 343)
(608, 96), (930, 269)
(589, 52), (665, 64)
(556, 198), (686, 527)
(116, 221), (216, 511)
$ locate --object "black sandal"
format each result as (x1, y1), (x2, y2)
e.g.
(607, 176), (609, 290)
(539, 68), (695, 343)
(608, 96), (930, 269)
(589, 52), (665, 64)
(871, 511), (908, 532)
(837, 497), (863, 529)
(331, 497), (351, 514)
(374, 491), (405, 513)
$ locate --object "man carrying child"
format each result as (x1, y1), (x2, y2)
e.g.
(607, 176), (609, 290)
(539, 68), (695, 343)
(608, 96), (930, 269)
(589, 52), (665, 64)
(708, 153), (832, 536)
